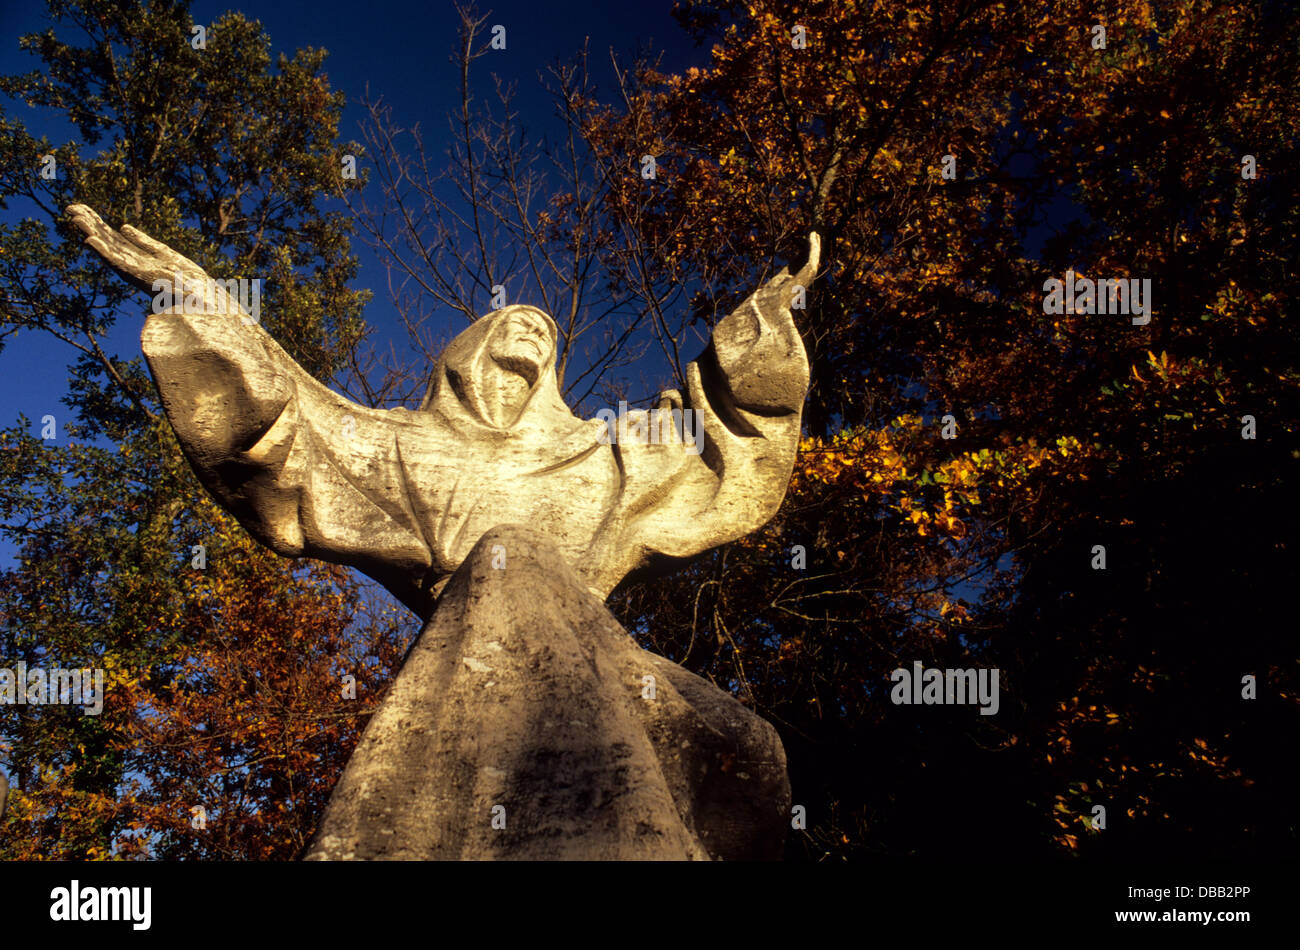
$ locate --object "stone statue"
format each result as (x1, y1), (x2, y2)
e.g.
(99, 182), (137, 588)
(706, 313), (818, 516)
(68, 203), (819, 860)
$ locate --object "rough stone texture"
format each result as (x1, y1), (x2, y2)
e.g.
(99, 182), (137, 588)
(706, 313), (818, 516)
(66, 204), (818, 618)
(307, 525), (791, 860)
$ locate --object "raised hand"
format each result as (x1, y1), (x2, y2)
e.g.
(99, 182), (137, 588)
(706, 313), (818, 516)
(66, 204), (211, 294)
(66, 203), (257, 326)
(710, 231), (818, 413)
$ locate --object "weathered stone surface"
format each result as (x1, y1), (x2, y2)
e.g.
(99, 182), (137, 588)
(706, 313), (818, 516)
(306, 524), (791, 861)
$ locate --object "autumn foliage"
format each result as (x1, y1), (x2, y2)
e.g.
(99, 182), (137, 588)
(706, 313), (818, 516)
(602, 0), (1299, 859)
(1, 3), (404, 860)
(3, 0), (1298, 861)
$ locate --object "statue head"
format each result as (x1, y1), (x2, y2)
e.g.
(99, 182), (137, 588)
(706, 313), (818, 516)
(486, 306), (553, 388)
(420, 305), (577, 435)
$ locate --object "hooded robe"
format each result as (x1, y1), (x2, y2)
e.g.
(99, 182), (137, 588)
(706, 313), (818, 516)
(140, 258), (813, 622)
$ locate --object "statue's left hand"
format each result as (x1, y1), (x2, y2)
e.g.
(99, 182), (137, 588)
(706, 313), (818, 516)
(67, 204), (210, 298)
(710, 231), (818, 412)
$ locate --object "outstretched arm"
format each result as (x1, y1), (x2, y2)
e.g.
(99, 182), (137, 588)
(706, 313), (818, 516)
(620, 233), (818, 573)
(68, 205), (441, 617)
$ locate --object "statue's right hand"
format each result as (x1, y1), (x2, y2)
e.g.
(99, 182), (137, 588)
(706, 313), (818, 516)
(67, 204), (209, 297)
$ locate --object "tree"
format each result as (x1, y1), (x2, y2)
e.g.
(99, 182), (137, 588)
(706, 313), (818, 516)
(0, 0), (409, 859)
(594, 0), (1300, 858)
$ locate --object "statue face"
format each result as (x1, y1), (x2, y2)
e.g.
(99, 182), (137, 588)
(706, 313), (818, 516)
(488, 308), (552, 387)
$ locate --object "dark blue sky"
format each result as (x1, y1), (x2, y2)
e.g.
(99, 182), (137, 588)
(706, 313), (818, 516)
(0, 0), (705, 404)
(0, 0), (709, 566)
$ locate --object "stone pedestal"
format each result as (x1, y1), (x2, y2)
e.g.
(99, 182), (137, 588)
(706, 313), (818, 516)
(306, 524), (790, 860)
